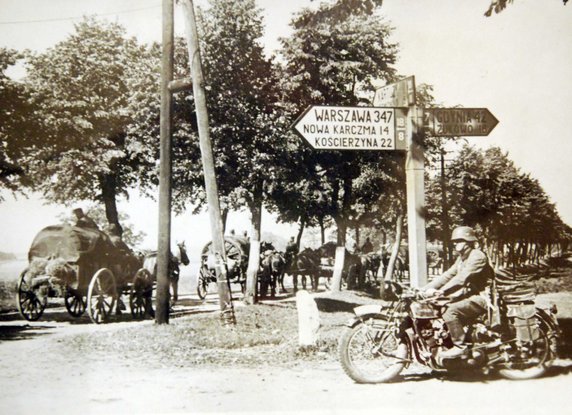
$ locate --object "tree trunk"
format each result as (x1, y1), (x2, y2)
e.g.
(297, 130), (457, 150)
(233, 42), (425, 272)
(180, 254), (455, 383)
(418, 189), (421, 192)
(319, 216), (325, 246)
(296, 216), (306, 251)
(101, 173), (121, 234)
(335, 216), (347, 247)
(354, 224), (360, 253)
(244, 181), (263, 305)
(381, 230), (387, 246)
(383, 213), (404, 283)
(439, 149), (452, 268)
(221, 208), (229, 233)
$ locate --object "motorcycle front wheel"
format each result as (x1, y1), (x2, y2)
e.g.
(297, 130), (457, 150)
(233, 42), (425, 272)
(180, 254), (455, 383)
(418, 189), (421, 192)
(339, 318), (409, 384)
(498, 324), (552, 380)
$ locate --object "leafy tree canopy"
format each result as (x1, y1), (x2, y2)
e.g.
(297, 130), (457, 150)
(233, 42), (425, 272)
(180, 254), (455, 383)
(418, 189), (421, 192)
(20, 17), (159, 234)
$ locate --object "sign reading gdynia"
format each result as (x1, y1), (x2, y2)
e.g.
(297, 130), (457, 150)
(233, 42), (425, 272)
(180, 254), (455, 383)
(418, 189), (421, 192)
(292, 105), (407, 150)
(424, 108), (498, 137)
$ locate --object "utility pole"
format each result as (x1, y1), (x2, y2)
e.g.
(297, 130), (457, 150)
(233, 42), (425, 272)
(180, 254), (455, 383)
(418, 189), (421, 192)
(440, 148), (451, 267)
(180, 0), (235, 324)
(156, 0), (174, 324)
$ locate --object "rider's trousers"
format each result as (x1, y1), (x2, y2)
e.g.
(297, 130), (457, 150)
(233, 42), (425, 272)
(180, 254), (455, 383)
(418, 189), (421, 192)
(443, 295), (487, 344)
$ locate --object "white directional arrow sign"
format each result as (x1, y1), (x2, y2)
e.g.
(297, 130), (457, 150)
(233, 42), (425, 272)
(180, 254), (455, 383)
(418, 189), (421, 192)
(292, 105), (408, 151)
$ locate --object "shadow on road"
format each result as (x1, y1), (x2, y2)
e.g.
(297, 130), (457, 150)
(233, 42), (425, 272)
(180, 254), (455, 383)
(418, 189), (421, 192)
(0, 324), (54, 341)
(0, 294), (229, 342)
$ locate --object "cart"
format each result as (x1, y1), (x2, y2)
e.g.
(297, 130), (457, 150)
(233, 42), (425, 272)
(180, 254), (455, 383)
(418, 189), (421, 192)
(16, 225), (154, 324)
(196, 236), (249, 299)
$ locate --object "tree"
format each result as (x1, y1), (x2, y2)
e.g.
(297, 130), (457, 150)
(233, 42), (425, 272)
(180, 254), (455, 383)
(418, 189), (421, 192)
(277, 0), (399, 246)
(0, 48), (34, 198)
(21, 18), (157, 235)
(484, 0), (568, 17)
(426, 144), (571, 267)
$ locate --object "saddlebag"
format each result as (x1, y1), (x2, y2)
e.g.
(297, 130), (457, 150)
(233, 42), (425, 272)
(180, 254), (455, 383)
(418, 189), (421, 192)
(506, 303), (540, 342)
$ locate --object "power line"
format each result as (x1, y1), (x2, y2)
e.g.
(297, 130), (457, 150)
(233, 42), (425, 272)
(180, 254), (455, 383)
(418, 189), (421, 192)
(0, 3), (161, 25)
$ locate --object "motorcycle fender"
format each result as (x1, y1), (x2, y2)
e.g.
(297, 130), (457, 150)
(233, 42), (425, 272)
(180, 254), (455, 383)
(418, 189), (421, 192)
(536, 307), (560, 336)
(354, 304), (384, 317)
(345, 305), (384, 328)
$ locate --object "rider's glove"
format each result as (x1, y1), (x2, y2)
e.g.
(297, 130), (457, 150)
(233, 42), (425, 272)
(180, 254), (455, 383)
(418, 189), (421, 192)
(424, 288), (443, 297)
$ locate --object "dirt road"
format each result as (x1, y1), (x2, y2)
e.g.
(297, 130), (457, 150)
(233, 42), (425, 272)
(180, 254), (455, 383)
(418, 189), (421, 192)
(1, 304), (572, 415)
(1, 332), (571, 414)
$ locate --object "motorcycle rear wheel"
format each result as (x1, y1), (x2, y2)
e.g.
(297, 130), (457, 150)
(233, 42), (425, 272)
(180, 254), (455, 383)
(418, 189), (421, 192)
(498, 324), (552, 380)
(339, 318), (409, 384)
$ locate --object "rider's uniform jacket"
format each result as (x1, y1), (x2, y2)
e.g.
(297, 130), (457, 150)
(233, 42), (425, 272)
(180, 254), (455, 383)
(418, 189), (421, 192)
(424, 248), (494, 301)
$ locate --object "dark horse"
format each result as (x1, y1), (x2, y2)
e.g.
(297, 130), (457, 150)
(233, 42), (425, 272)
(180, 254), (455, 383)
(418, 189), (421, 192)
(316, 242), (363, 289)
(142, 241), (190, 304)
(259, 242), (287, 297)
(287, 247), (322, 292)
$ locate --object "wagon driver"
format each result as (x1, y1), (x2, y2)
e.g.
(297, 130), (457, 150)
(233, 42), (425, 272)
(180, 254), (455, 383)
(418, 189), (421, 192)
(73, 207), (99, 230)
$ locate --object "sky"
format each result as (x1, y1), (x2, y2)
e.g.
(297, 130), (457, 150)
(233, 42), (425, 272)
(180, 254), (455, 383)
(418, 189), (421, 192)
(0, 0), (571, 257)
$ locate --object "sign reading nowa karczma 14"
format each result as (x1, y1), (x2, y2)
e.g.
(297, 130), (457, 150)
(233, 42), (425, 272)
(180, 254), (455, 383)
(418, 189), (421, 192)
(292, 105), (408, 150)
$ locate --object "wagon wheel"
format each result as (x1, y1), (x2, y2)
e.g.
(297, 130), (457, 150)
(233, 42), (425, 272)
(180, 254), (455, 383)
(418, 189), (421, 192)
(16, 268), (46, 321)
(64, 288), (86, 318)
(201, 238), (245, 271)
(87, 268), (117, 324)
(197, 264), (215, 300)
(130, 268), (154, 319)
(201, 237), (246, 289)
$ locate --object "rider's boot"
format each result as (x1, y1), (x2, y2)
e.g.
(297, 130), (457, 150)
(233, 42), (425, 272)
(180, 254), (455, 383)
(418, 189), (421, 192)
(440, 320), (468, 360)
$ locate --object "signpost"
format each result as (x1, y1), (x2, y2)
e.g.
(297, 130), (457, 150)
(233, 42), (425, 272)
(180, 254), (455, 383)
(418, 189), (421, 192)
(424, 108), (499, 137)
(292, 105), (407, 150)
(373, 76), (416, 107)
(291, 76), (498, 289)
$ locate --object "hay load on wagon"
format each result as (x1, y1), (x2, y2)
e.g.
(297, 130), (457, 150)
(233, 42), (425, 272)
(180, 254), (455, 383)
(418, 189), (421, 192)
(17, 224), (154, 324)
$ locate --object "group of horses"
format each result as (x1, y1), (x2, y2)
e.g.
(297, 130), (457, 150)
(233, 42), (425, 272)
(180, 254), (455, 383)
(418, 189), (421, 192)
(139, 239), (442, 304)
(258, 241), (385, 298)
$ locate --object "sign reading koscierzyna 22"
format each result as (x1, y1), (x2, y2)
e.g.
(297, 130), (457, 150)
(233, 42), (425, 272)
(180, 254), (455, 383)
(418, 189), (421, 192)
(292, 106), (408, 151)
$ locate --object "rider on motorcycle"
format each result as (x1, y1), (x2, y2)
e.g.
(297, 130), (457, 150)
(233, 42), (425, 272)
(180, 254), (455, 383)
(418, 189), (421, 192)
(423, 226), (495, 359)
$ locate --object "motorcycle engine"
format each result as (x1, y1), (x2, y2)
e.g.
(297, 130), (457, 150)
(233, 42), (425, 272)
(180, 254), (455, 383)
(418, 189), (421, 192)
(417, 319), (449, 349)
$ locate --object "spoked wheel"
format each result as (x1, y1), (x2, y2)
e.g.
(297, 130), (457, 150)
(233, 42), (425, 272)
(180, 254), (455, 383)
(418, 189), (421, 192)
(201, 237), (246, 293)
(339, 318), (409, 384)
(498, 324), (552, 380)
(197, 266), (215, 300)
(64, 288), (86, 318)
(16, 268), (46, 321)
(130, 268), (154, 320)
(87, 268), (117, 324)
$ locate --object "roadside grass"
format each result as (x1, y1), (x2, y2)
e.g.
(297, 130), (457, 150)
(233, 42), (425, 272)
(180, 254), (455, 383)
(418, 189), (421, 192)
(61, 303), (353, 367)
(4, 255), (572, 367)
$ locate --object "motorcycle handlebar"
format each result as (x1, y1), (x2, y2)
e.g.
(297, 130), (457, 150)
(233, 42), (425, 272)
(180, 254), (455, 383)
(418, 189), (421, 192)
(385, 281), (449, 303)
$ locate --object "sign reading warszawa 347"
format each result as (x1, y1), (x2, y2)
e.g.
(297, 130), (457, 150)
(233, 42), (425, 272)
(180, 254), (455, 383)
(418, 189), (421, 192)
(292, 105), (407, 150)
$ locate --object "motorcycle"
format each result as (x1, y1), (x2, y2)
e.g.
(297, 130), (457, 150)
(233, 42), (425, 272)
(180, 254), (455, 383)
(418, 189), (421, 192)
(339, 281), (560, 383)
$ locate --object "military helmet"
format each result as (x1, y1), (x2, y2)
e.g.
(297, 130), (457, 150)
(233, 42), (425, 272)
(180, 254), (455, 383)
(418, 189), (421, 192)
(451, 226), (477, 242)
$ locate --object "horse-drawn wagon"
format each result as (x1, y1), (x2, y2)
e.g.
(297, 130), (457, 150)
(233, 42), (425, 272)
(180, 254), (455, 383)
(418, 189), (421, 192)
(196, 236), (249, 299)
(195, 236), (289, 299)
(16, 225), (154, 324)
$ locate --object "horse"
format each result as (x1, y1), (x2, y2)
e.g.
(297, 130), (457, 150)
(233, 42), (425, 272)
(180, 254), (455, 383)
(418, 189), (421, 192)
(315, 243), (362, 290)
(289, 247), (321, 292)
(259, 246), (286, 298)
(142, 241), (190, 305)
(358, 252), (382, 287)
